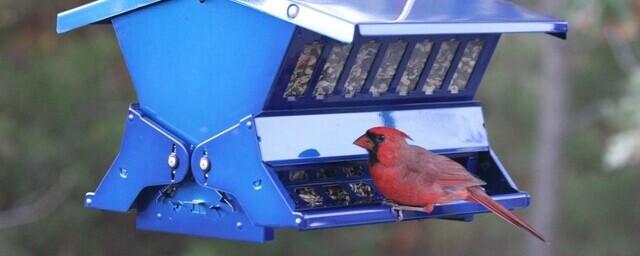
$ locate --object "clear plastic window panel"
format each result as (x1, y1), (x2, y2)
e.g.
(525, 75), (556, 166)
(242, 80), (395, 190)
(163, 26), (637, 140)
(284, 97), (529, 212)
(283, 41), (324, 100)
(343, 41), (380, 98)
(448, 39), (485, 93)
(396, 40), (433, 96)
(313, 44), (352, 99)
(422, 39), (460, 94)
(370, 40), (407, 96)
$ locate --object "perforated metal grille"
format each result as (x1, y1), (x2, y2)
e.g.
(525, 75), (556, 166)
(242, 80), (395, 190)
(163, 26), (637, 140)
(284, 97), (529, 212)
(423, 39), (460, 94)
(283, 41), (324, 99)
(275, 162), (383, 211)
(397, 39), (433, 96)
(370, 40), (408, 96)
(344, 41), (381, 98)
(448, 39), (485, 93)
(314, 44), (352, 99)
(272, 34), (495, 109)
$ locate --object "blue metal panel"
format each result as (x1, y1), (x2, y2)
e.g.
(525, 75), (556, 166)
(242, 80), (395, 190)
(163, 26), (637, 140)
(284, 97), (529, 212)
(57, 0), (568, 41)
(110, 0), (295, 144)
(300, 193), (529, 230)
(57, 0), (162, 33)
(190, 116), (303, 228)
(255, 106), (489, 162)
(136, 180), (273, 243)
(232, 0), (568, 42)
(358, 22), (568, 40)
(85, 105), (190, 212)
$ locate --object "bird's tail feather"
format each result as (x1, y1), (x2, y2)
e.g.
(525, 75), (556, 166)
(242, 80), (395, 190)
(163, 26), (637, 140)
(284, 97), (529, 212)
(466, 186), (547, 243)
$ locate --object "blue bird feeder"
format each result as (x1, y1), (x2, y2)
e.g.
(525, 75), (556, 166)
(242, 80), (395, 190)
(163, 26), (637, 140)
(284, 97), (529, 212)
(57, 0), (567, 243)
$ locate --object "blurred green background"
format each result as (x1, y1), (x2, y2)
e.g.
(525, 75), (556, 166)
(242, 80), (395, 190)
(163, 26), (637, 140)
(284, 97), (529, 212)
(1, 0), (639, 255)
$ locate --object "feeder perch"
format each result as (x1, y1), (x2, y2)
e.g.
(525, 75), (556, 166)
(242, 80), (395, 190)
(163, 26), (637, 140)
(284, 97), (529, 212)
(57, 0), (568, 243)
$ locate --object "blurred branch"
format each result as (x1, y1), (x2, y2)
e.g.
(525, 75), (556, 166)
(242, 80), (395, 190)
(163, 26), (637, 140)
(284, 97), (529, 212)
(0, 172), (77, 229)
(526, 0), (569, 255)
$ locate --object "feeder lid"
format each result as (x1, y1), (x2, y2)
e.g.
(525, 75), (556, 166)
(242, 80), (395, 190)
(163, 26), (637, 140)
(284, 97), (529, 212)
(58, 0), (568, 42)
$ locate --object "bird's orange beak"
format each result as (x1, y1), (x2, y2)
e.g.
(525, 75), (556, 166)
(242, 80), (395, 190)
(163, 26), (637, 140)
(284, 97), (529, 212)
(353, 134), (373, 150)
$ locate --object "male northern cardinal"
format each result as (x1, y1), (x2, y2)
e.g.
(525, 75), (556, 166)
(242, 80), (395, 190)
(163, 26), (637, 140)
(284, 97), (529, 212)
(354, 127), (546, 242)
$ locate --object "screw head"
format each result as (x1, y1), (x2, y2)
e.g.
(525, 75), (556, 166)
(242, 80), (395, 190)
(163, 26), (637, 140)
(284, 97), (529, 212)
(167, 152), (179, 169)
(252, 179), (262, 190)
(287, 4), (299, 19)
(119, 168), (128, 178)
(128, 113), (134, 120)
(236, 221), (243, 230)
(199, 155), (210, 172)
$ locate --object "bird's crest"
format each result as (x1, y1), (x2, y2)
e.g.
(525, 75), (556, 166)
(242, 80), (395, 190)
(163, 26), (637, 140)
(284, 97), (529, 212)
(367, 127), (414, 141)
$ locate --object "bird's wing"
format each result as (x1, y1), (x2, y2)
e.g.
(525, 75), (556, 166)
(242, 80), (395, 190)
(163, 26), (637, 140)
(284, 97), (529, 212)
(411, 146), (486, 187)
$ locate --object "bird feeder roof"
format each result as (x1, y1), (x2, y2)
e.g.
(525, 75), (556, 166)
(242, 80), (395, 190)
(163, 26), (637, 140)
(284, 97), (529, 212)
(57, 0), (568, 42)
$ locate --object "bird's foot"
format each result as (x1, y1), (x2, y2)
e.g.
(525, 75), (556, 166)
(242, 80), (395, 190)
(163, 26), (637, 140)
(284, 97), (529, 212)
(382, 201), (425, 222)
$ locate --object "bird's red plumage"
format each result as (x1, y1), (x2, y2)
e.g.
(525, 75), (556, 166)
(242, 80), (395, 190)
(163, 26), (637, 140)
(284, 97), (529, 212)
(354, 127), (546, 242)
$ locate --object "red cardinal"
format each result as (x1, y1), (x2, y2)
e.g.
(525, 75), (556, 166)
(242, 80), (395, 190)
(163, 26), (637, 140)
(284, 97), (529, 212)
(354, 126), (546, 242)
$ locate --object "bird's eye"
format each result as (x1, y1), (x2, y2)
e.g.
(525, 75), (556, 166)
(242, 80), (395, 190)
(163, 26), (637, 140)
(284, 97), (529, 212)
(375, 135), (385, 143)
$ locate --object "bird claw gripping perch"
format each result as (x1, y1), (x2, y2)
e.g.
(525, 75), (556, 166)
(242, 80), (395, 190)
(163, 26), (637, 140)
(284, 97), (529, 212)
(382, 201), (425, 221)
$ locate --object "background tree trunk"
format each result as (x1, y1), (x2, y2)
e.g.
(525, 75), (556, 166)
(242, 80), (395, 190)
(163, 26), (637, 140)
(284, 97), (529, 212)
(526, 0), (569, 255)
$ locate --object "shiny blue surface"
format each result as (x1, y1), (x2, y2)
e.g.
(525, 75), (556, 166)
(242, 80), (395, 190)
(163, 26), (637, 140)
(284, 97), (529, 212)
(296, 0), (568, 40)
(111, 0), (295, 144)
(255, 106), (489, 162)
(57, 0), (162, 33)
(136, 180), (273, 243)
(85, 105), (190, 212)
(301, 193), (529, 230)
(58, 0), (568, 41)
(190, 116), (303, 228)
